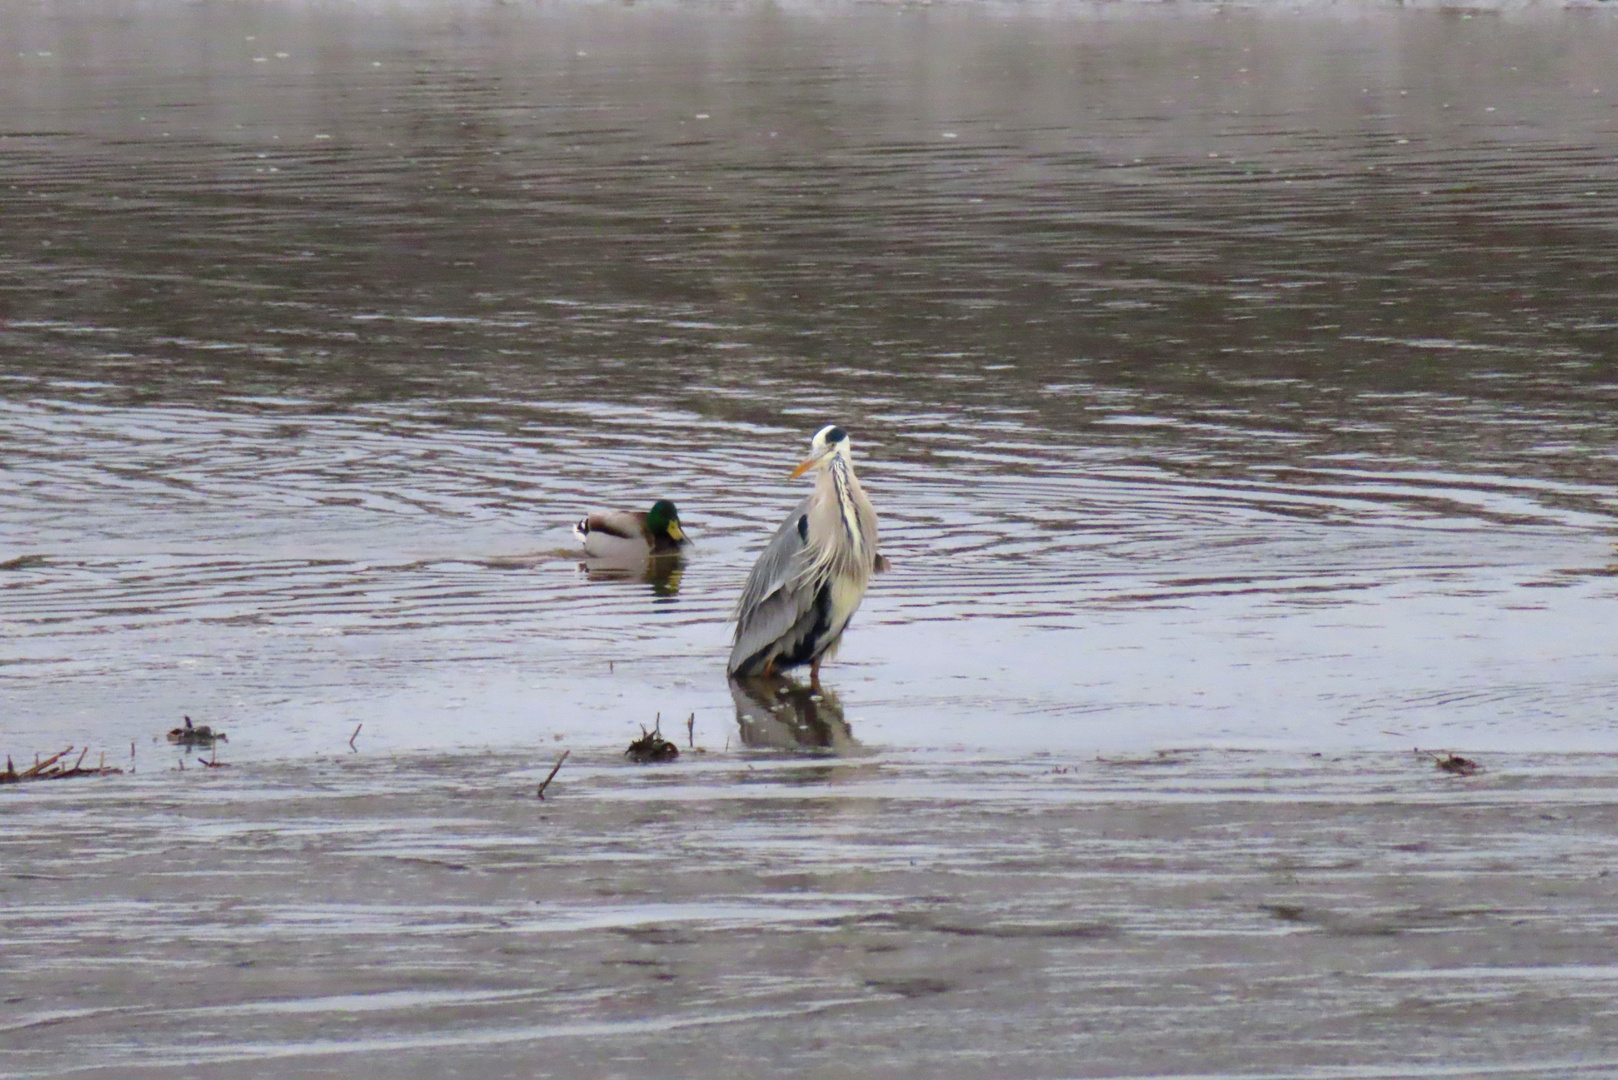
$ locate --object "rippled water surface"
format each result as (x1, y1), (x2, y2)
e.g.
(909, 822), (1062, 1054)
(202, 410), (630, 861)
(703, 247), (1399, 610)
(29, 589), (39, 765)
(7, 749), (1618, 1078)
(3, 0), (1617, 760)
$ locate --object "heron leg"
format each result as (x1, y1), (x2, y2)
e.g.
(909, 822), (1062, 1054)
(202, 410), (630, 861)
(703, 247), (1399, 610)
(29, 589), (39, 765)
(809, 657), (822, 692)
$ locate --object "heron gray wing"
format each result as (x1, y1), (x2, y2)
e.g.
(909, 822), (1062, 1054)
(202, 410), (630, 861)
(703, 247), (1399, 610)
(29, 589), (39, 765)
(732, 495), (812, 620)
(728, 497), (818, 674)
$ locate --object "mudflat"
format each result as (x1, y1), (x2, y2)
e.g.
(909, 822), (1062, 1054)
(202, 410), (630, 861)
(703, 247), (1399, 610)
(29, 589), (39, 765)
(5, 748), (1617, 1079)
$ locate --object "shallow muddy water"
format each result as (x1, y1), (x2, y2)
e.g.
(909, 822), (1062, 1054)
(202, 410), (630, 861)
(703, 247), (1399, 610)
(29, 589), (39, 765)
(6, 749), (1618, 1078)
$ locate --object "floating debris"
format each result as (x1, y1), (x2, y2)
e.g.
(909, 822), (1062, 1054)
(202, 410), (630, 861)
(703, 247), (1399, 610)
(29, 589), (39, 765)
(1096, 749), (1187, 767)
(625, 715), (679, 764)
(1417, 748), (1482, 776)
(1, 746), (124, 785)
(1434, 753), (1481, 777)
(167, 716), (227, 748)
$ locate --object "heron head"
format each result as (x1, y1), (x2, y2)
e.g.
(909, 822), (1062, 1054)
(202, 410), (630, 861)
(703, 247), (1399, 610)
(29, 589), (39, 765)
(789, 425), (850, 478)
(646, 499), (685, 542)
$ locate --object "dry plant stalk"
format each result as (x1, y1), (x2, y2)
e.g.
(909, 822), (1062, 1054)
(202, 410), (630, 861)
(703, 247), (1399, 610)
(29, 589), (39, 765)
(1, 746), (125, 785)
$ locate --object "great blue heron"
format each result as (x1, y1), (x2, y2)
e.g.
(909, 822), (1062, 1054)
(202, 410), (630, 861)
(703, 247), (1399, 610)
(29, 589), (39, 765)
(574, 500), (688, 559)
(728, 425), (880, 684)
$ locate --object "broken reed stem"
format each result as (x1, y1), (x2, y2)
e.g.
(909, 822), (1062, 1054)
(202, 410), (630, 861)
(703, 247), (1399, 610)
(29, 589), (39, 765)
(21, 747), (72, 779)
(349, 723), (363, 752)
(537, 750), (570, 800)
(2, 746), (126, 783)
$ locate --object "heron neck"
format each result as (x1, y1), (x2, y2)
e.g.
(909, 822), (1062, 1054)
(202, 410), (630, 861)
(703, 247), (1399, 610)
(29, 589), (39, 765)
(824, 457), (866, 561)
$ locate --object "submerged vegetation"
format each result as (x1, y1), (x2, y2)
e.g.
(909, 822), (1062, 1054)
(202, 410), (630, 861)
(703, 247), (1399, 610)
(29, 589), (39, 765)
(167, 717), (227, 748)
(625, 716), (680, 763)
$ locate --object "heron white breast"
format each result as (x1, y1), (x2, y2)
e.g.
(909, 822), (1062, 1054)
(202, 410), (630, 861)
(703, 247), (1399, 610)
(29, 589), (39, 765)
(826, 573), (868, 642)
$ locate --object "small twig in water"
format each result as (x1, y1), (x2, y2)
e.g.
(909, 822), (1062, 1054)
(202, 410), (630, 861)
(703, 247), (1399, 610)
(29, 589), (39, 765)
(349, 723), (363, 752)
(687, 712), (695, 748)
(537, 750), (570, 800)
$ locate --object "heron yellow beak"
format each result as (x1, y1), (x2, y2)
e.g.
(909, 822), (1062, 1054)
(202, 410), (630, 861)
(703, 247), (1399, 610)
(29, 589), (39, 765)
(666, 521), (686, 542)
(788, 455), (820, 479)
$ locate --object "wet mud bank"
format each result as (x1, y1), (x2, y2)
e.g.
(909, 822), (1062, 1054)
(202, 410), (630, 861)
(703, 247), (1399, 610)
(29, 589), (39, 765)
(5, 748), (1618, 1079)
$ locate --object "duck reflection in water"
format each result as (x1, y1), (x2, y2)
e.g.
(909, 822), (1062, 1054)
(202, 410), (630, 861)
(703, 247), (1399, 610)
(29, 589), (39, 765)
(579, 552), (684, 599)
(729, 673), (858, 752)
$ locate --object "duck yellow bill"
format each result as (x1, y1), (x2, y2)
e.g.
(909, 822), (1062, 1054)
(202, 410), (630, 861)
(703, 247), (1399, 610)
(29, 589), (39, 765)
(666, 522), (686, 541)
(788, 456), (818, 479)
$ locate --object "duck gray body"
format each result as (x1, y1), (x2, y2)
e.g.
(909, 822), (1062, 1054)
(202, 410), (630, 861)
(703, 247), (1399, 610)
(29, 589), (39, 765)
(728, 425), (879, 681)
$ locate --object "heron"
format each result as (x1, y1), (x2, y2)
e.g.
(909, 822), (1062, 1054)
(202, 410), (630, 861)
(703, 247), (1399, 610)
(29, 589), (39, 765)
(728, 425), (881, 685)
(573, 499), (688, 559)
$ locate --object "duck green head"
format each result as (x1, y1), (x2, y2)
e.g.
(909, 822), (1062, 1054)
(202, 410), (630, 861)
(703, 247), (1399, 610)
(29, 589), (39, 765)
(647, 499), (685, 542)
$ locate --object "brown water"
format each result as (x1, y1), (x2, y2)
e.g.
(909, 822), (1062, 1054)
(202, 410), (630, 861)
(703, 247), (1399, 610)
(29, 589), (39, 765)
(4, 3), (1618, 1076)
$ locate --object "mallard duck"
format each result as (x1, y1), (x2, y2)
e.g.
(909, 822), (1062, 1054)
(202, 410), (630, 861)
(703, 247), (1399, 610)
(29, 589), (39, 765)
(573, 499), (688, 559)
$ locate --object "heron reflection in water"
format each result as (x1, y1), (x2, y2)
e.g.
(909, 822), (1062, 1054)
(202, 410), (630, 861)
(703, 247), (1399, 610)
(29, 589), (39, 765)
(729, 673), (857, 752)
(728, 424), (882, 689)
